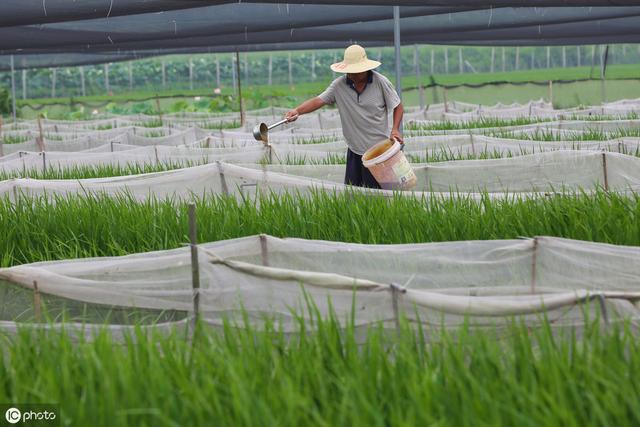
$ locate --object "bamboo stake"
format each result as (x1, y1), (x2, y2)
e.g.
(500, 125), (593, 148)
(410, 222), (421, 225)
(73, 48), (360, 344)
(601, 151), (609, 191)
(155, 97), (163, 126)
(36, 114), (45, 152)
(443, 87), (449, 113)
(260, 234), (269, 266)
(33, 280), (41, 323)
(188, 204), (201, 320)
(548, 80), (553, 107)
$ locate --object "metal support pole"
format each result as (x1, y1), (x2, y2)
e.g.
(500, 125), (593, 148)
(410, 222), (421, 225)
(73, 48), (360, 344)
(235, 51), (244, 127)
(189, 58), (193, 90)
(80, 66), (86, 97)
(129, 61), (133, 90)
(188, 203), (201, 320)
(215, 55), (221, 88)
(393, 6), (402, 101)
(104, 63), (110, 94)
(602, 151), (609, 191)
(51, 68), (57, 98)
(268, 54), (273, 86)
(414, 45), (424, 109)
(22, 69), (26, 100)
(161, 60), (166, 89)
(490, 47), (495, 73)
(10, 55), (17, 122)
(288, 52), (293, 86)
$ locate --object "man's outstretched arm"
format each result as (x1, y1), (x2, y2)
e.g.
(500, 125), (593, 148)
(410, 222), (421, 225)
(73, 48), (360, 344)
(285, 97), (326, 121)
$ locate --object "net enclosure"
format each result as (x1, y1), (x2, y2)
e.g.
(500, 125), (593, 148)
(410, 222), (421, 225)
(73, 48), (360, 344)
(1, 234), (640, 335)
(1, 2), (640, 69)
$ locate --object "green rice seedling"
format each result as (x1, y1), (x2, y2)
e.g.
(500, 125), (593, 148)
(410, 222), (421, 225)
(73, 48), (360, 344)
(1, 134), (30, 144)
(133, 119), (163, 128)
(485, 127), (640, 141)
(0, 314), (638, 427)
(405, 116), (552, 133)
(143, 130), (166, 138)
(198, 120), (240, 130)
(0, 160), (204, 180)
(1, 190), (639, 267)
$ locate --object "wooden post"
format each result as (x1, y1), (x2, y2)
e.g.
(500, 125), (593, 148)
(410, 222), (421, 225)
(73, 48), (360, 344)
(443, 87), (449, 113)
(259, 234), (269, 266)
(155, 97), (163, 126)
(235, 51), (245, 127)
(188, 203), (201, 319)
(601, 151), (609, 191)
(36, 114), (45, 152)
(33, 280), (42, 322)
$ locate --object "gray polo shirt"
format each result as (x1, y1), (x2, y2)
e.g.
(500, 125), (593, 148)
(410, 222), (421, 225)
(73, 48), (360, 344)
(318, 70), (401, 155)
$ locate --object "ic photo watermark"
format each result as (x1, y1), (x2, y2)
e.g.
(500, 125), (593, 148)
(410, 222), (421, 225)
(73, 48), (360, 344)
(2, 405), (59, 427)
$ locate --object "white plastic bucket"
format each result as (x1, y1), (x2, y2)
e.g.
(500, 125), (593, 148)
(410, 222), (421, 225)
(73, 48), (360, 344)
(362, 139), (417, 190)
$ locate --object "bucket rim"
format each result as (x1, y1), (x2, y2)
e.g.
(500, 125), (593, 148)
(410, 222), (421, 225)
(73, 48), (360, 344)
(362, 139), (402, 167)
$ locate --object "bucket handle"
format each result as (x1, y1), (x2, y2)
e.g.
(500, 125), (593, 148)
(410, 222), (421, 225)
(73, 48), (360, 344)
(393, 137), (405, 151)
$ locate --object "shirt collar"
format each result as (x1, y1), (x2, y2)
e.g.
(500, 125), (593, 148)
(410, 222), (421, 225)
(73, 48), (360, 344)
(345, 70), (374, 87)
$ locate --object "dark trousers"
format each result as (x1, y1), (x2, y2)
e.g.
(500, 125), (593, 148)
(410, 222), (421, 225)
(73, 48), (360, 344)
(345, 149), (381, 189)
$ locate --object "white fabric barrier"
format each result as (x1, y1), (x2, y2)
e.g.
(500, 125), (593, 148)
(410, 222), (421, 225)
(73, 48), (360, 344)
(0, 151), (638, 202)
(1, 235), (639, 331)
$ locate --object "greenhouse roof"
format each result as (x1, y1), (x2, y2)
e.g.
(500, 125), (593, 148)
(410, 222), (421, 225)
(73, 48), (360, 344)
(1, 1), (639, 70)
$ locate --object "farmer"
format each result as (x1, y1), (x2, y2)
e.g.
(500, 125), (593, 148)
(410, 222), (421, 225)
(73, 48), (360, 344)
(285, 44), (404, 188)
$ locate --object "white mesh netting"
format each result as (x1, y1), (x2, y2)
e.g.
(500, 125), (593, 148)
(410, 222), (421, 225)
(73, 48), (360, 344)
(1, 235), (639, 334)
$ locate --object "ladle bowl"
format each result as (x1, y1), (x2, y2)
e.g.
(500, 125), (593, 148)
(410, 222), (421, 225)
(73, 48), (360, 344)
(252, 116), (297, 143)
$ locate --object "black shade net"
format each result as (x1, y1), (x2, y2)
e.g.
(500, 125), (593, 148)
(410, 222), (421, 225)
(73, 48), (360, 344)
(1, 1), (639, 70)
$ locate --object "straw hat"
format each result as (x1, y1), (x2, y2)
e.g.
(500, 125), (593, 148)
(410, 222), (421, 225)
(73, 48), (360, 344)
(330, 44), (381, 73)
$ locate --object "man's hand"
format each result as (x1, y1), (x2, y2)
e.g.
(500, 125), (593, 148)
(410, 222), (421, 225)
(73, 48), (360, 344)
(390, 128), (404, 144)
(285, 109), (299, 122)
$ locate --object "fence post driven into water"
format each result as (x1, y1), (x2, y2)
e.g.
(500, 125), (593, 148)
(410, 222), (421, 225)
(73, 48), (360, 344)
(188, 203), (201, 322)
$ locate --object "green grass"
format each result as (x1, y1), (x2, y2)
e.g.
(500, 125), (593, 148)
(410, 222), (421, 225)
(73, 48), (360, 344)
(1, 190), (639, 267)
(0, 161), (201, 181)
(486, 128), (640, 141)
(1, 316), (638, 427)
